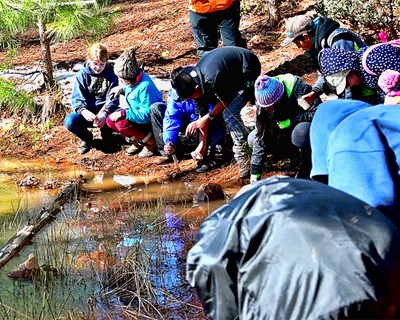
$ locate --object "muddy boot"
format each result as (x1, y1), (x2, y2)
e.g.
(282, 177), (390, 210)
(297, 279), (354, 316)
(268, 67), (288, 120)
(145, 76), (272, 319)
(138, 133), (158, 158)
(78, 140), (92, 154)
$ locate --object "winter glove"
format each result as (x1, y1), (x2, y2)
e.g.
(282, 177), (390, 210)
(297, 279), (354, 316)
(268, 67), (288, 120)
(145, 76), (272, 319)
(164, 142), (175, 155)
(250, 173), (261, 184)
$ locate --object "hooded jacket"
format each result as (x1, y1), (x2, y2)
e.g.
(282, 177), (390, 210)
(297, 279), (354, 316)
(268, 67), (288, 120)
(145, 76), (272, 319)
(327, 103), (400, 224)
(162, 90), (199, 145)
(163, 89), (225, 149)
(310, 99), (372, 179)
(122, 71), (163, 124)
(71, 62), (119, 115)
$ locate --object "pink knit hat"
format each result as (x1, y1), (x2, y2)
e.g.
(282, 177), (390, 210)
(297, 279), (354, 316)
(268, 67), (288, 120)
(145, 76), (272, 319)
(378, 69), (400, 97)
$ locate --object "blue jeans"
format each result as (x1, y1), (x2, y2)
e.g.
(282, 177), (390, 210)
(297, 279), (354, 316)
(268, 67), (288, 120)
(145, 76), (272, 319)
(222, 92), (250, 178)
(64, 111), (113, 143)
(189, 1), (246, 57)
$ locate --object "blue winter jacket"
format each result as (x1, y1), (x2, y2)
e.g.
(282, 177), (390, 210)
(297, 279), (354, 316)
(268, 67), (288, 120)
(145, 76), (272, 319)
(163, 90), (200, 145)
(123, 71), (163, 124)
(326, 102), (400, 224)
(71, 62), (119, 114)
(162, 89), (224, 146)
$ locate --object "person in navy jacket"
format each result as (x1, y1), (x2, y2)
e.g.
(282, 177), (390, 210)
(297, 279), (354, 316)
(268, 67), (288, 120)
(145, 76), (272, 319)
(64, 43), (119, 154)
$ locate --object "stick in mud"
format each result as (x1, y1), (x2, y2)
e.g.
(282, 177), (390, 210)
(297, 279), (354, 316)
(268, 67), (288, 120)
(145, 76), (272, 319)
(172, 154), (180, 173)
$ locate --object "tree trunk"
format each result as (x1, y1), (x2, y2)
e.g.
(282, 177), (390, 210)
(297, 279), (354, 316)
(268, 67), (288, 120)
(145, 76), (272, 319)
(267, 0), (280, 28)
(38, 17), (57, 123)
(37, 17), (54, 90)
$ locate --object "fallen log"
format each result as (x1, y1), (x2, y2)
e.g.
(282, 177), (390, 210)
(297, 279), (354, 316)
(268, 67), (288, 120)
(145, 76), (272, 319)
(0, 181), (79, 269)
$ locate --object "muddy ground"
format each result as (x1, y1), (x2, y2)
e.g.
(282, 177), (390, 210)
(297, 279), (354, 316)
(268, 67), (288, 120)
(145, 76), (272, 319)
(0, 0), (319, 197)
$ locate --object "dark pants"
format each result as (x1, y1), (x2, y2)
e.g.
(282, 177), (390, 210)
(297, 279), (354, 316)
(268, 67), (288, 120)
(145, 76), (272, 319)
(189, 1), (246, 57)
(64, 111), (114, 143)
(150, 102), (168, 156)
(150, 102), (226, 160)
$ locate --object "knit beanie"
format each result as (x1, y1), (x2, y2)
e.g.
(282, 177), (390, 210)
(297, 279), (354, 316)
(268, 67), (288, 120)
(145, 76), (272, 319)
(114, 47), (140, 80)
(378, 69), (400, 104)
(378, 69), (400, 96)
(254, 75), (285, 108)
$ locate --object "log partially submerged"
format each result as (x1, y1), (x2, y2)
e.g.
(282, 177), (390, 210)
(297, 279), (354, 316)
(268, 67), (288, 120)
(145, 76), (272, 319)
(0, 181), (79, 269)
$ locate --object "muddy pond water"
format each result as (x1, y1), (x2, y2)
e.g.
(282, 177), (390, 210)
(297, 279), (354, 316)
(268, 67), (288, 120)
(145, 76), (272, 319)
(0, 157), (224, 318)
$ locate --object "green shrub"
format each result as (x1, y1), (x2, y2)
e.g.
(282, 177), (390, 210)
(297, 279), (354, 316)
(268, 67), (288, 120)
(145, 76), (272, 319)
(316, 0), (400, 39)
(0, 78), (38, 115)
(241, 0), (270, 16)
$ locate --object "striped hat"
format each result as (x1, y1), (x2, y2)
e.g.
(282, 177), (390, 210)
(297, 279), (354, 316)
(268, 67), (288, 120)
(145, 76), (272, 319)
(254, 75), (285, 108)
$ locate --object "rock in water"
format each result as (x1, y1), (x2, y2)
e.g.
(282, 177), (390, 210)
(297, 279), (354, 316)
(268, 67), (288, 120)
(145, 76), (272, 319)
(8, 253), (39, 279)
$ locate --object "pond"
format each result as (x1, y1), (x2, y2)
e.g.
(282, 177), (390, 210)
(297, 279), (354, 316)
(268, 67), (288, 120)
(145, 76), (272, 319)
(0, 157), (223, 319)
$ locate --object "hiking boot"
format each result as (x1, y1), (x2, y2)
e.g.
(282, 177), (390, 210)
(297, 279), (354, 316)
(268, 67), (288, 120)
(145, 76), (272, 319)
(78, 141), (91, 154)
(138, 146), (156, 158)
(125, 139), (143, 156)
(195, 160), (217, 173)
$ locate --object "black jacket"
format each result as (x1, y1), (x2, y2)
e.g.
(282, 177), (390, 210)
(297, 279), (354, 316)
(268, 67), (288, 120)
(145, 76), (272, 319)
(194, 46), (261, 106)
(187, 176), (400, 320)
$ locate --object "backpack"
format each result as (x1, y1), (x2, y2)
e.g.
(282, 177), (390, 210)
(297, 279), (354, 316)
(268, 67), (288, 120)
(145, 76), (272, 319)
(325, 28), (367, 51)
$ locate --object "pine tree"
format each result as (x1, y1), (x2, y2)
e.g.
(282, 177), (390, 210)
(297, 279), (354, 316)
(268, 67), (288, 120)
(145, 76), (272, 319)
(0, 0), (114, 122)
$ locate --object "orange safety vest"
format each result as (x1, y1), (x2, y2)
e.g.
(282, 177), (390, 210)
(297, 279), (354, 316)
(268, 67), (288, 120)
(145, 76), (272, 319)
(189, 0), (235, 14)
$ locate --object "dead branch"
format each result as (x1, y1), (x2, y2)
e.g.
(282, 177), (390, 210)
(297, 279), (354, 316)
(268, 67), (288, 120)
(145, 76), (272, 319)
(0, 181), (80, 269)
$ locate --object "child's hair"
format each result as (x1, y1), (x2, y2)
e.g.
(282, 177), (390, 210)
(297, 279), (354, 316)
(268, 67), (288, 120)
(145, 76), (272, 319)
(170, 66), (198, 99)
(87, 43), (109, 62)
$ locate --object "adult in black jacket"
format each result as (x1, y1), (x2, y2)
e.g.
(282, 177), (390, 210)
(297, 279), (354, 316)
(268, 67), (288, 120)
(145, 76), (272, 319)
(170, 46), (261, 179)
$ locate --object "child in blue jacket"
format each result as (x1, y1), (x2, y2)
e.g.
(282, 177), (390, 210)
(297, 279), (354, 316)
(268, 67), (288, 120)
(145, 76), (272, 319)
(64, 43), (120, 154)
(150, 89), (226, 172)
(106, 47), (163, 158)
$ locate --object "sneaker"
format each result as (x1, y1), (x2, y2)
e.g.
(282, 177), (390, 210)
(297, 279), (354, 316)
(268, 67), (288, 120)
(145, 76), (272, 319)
(138, 146), (156, 158)
(195, 160), (217, 173)
(78, 141), (91, 154)
(125, 140), (143, 156)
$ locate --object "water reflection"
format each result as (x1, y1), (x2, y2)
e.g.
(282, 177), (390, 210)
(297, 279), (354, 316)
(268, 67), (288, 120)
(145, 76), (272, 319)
(0, 157), (224, 318)
(0, 158), (216, 216)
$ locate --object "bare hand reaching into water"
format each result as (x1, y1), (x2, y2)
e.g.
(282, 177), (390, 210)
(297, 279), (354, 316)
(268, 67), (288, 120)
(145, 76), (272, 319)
(185, 121), (199, 136)
(164, 142), (175, 155)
